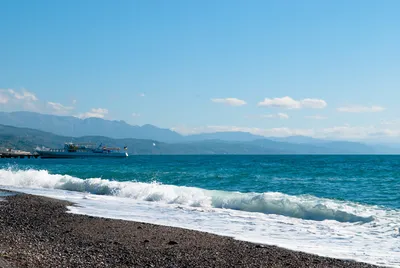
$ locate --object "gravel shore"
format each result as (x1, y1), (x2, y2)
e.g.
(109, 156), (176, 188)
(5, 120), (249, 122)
(0, 191), (380, 268)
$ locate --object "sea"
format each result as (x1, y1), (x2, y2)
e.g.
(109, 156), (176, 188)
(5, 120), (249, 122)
(0, 155), (399, 267)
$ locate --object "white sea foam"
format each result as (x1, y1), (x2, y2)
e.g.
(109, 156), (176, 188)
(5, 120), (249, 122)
(0, 168), (375, 222)
(1, 168), (400, 267)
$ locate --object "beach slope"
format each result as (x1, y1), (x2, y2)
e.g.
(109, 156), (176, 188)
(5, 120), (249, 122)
(0, 192), (378, 268)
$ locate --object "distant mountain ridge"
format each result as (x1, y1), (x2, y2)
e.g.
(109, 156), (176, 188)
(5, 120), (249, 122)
(0, 111), (271, 143)
(0, 123), (397, 155)
(0, 111), (182, 142)
(0, 111), (398, 154)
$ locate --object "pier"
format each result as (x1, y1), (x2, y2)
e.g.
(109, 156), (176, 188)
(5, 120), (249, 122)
(0, 149), (39, 159)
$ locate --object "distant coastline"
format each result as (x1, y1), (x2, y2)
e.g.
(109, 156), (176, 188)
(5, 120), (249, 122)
(1, 122), (399, 155)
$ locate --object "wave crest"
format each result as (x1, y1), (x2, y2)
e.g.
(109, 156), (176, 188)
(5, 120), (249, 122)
(0, 168), (374, 223)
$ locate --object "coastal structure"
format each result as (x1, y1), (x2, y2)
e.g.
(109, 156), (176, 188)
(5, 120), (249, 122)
(36, 143), (128, 158)
(0, 148), (39, 159)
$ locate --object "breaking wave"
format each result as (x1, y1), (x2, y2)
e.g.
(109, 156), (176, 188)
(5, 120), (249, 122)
(0, 168), (374, 223)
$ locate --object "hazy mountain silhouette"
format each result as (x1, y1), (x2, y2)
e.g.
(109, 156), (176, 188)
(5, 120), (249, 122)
(0, 111), (397, 154)
(0, 123), (396, 155)
(0, 111), (182, 142)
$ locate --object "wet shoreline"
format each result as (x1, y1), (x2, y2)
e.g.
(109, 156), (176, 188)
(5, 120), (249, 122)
(0, 190), (380, 267)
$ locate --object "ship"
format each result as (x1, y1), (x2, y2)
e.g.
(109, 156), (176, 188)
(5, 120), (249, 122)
(35, 143), (128, 159)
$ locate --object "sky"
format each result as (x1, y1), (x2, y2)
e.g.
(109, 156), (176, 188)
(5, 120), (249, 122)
(1, 0), (400, 141)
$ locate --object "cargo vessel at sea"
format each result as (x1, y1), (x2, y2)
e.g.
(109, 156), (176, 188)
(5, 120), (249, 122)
(36, 143), (128, 158)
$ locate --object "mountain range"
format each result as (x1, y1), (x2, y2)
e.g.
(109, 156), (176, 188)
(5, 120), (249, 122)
(0, 111), (182, 142)
(0, 111), (398, 154)
(0, 112), (323, 143)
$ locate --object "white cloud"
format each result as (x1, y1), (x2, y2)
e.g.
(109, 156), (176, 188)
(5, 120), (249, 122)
(47, 102), (74, 114)
(8, 89), (38, 101)
(337, 105), (385, 113)
(305, 115), (327, 120)
(0, 88), (39, 111)
(0, 92), (9, 104)
(263, 113), (289, 119)
(72, 99), (77, 105)
(211, 98), (247, 106)
(92, 108), (108, 114)
(381, 120), (400, 125)
(139, 93), (145, 97)
(0, 88), (77, 115)
(0, 88), (38, 103)
(132, 113), (141, 117)
(301, 98), (327, 109)
(320, 125), (394, 139)
(172, 124), (400, 140)
(258, 96), (327, 109)
(172, 125), (314, 137)
(77, 108), (109, 119)
(258, 96), (300, 109)
(277, 113), (289, 119)
(246, 113), (289, 119)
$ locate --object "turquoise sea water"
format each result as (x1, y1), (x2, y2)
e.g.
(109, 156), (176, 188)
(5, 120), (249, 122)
(1, 155), (399, 209)
(1, 155), (400, 266)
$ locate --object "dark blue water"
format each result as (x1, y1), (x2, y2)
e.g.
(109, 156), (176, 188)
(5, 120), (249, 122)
(1, 155), (400, 209)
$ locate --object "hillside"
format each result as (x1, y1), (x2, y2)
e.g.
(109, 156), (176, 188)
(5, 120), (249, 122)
(0, 124), (393, 155)
(0, 112), (396, 155)
(0, 124), (166, 155)
(0, 112), (182, 142)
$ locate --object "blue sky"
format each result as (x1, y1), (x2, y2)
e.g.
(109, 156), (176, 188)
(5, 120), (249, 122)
(1, 0), (400, 140)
